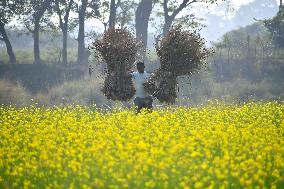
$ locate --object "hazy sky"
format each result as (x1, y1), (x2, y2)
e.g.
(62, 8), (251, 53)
(85, 0), (279, 40)
(232, 0), (255, 7)
(6, 0), (280, 45)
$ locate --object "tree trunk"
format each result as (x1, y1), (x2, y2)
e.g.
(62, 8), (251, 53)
(227, 48), (230, 64)
(120, 11), (126, 29)
(30, 0), (52, 64)
(56, 0), (74, 65)
(0, 22), (16, 63)
(62, 26), (68, 65)
(77, 0), (87, 64)
(109, 0), (117, 28)
(135, 0), (153, 48)
(162, 0), (194, 36)
(162, 16), (174, 36)
(34, 19), (41, 64)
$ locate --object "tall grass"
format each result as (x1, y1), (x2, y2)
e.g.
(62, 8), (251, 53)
(0, 48), (77, 64)
(34, 76), (133, 108)
(0, 79), (31, 106)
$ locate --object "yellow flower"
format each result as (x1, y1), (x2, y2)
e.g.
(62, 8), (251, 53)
(194, 181), (203, 189)
(0, 102), (283, 188)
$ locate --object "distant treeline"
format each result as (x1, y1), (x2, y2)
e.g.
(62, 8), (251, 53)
(0, 0), (230, 65)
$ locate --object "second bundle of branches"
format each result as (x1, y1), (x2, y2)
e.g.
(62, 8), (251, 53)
(144, 26), (212, 103)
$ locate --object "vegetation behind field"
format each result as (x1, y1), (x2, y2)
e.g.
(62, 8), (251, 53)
(0, 21), (284, 107)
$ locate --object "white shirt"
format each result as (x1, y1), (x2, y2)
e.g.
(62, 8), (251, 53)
(131, 71), (151, 98)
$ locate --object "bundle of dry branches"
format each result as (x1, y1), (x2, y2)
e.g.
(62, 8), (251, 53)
(143, 69), (177, 103)
(144, 26), (212, 103)
(90, 28), (143, 101)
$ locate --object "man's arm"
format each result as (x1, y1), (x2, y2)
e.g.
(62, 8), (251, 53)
(125, 71), (134, 79)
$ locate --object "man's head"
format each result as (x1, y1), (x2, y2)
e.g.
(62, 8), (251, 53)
(136, 61), (145, 73)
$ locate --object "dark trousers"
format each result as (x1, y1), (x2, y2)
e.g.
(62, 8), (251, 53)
(134, 96), (153, 113)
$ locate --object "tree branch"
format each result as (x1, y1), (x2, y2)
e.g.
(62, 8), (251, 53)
(130, 0), (135, 9)
(55, 1), (63, 28)
(115, 0), (121, 9)
(163, 0), (169, 19)
(171, 0), (197, 19)
(152, 1), (156, 9)
(24, 22), (34, 33)
(33, 0), (52, 20)
(64, 0), (74, 22)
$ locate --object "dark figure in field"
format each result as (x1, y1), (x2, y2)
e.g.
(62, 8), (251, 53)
(129, 62), (153, 113)
(88, 65), (92, 77)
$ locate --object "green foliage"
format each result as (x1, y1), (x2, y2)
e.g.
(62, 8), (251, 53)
(23, 0), (53, 28)
(212, 22), (284, 62)
(173, 14), (205, 30)
(116, 0), (138, 28)
(0, 0), (26, 24)
(264, 10), (284, 48)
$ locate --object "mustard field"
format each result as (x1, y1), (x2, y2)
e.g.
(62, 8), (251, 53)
(0, 102), (284, 189)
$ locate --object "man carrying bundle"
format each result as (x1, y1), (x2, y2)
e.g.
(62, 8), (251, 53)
(128, 62), (153, 113)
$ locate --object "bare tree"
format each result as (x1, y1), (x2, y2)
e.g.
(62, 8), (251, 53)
(0, 0), (27, 63)
(135, 0), (153, 48)
(24, 0), (52, 64)
(0, 22), (16, 63)
(109, 0), (121, 28)
(54, 0), (74, 65)
(98, 1), (110, 31)
(117, 0), (136, 29)
(76, 0), (99, 65)
(247, 34), (250, 58)
(223, 34), (232, 64)
(161, 0), (222, 36)
(77, 0), (88, 65)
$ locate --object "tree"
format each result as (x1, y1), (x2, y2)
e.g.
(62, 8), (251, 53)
(161, 0), (222, 36)
(135, 0), (153, 48)
(254, 35), (261, 59)
(247, 34), (251, 57)
(0, 0), (25, 63)
(109, 0), (121, 28)
(24, 0), (52, 64)
(264, 9), (284, 49)
(98, 0), (133, 30)
(223, 34), (232, 64)
(98, 1), (110, 31)
(77, 0), (88, 65)
(75, 0), (100, 65)
(117, 0), (137, 29)
(54, 0), (75, 65)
